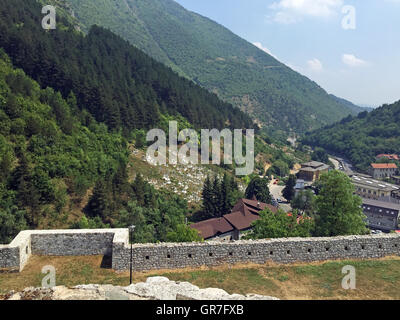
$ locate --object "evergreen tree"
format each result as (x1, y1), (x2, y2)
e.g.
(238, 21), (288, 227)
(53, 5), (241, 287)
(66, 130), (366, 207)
(0, 206), (27, 244)
(283, 174), (296, 202)
(211, 176), (222, 217)
(201, 176), (214, 219)
(85, 178), (114, 223)
(112, 160), (130, 196)
(220, 174), (231, 216)
(245, 177), (272, 204)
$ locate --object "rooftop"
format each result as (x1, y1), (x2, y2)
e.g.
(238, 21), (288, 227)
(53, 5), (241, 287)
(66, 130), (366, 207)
(191, 198), (279, 238)
(362, 198), (400, 212)
(191, 218), (234, 240)
(301, 161), (326, 168)
(300, 161), (330, 172)
(371, 163), (398, 169)
(352, 175), (399, 192)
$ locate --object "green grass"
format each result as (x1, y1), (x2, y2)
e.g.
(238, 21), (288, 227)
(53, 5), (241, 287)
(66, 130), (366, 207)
(1, 256), (400, 299)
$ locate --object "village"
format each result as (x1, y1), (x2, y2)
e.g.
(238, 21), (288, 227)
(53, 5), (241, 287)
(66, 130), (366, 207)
(191, 154), (400, 241)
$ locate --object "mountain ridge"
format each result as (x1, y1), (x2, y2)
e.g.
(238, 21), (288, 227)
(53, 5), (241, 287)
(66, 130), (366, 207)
(302, 100), (400, 171)
(62, 0), (361, 138)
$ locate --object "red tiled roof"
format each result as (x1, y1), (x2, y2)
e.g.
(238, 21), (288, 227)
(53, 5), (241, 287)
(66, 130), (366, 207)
(191, 198), (280, 237)
(232, 198), (278, 216)
(224, 199), (278, 231)
(223, 211), (259, 231)
(191, 217), (234, 239)
(371, 163), (398, 169)
(376, 154), (399, 160)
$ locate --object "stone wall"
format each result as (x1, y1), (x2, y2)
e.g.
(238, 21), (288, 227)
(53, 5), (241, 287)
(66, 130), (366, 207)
(31, 230), (116, 256)
(0, 229), (127, 272)
(0, 246), (20, 271)
(113, 234), (400, 271)
(0, 231), (31, 271)
(1, 229), (400, 273)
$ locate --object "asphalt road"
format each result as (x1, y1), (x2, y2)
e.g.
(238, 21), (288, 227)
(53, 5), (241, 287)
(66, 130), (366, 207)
(269, 180), (292, 213)
(330, 155), (354, 175)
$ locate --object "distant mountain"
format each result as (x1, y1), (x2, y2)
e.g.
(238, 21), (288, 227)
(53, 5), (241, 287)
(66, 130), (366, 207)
(329, 95), (372, 114)
(359, 104), (377, 111)
(59, 0), (359, 137)
(302, 100), (400, 171)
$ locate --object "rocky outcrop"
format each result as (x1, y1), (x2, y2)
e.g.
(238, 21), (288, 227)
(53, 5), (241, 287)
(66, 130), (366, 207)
(124, 277), (278, 300)
(1, 277), (279, 300)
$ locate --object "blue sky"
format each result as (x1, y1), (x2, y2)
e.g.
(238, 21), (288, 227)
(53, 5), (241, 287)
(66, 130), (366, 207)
(174, 0), (400, 107)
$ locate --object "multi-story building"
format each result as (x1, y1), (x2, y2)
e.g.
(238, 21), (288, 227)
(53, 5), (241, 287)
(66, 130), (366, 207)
(298, 161), (330, 182)
(362, 198), (400, 231)
(352, 175), (400, 203)
(370, 163), (398, 179)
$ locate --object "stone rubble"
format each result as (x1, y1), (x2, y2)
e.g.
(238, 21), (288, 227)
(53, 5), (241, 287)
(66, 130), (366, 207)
(1, 277), (279, 301)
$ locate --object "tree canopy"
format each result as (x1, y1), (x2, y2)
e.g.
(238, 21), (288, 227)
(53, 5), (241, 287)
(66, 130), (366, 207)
(314, 171), (367, 237)
(0, 0), (255, 135)
(245, 208), (314, 239)
(245, 177), (271, 204)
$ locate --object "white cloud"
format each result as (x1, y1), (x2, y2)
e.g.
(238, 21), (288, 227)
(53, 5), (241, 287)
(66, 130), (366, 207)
(253, 42), (279, 60)
(269, 0), (343, 24)
(342, 54), (367, 67)
(307, 58), (323, 72)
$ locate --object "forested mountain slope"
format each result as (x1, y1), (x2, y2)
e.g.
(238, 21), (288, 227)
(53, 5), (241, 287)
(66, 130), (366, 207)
(61, 0), (359, 137)
(0, 0), (254, 135)
(302, 100), (400, 171)
(0, 49), (206, 245)
(0, 0), (260, 244)
(0, 50), (126, 241)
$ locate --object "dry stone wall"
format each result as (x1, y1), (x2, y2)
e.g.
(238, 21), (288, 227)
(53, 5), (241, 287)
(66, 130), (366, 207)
(1, 229), (399, 272)
(113, 234), (400, 271)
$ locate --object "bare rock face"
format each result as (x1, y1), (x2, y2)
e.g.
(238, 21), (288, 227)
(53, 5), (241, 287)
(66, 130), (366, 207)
(125, 277), (279, 300)
(1, 277), (279, 300)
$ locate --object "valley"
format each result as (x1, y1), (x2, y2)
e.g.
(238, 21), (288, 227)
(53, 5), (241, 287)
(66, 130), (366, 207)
(0, 0), (399, 303)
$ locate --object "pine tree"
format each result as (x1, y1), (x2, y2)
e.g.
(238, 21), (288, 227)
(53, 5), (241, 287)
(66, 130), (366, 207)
(201, 176), (214, 219)
(245, 177), (271, 204)
(211, 176), (222, 217)
(86, 178), (114, 222)
(283, 174), (296, 202)
(220, 174), (230, 216)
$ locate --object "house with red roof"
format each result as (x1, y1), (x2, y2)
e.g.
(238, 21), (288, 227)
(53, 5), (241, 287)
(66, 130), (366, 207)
(191, 198), (279, 241)
(370, 163), (398, 179)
